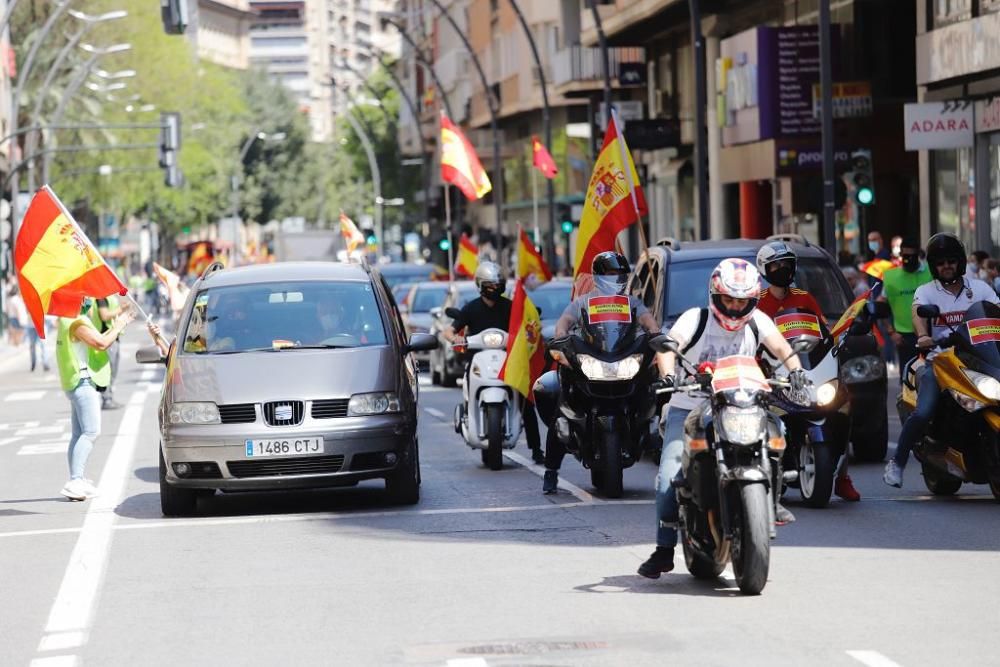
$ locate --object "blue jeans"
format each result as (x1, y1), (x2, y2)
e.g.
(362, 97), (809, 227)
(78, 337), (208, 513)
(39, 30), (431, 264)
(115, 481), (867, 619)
(67, 380), (101, 480)
(894, 363), (940, 468)
(27, 326), (50, 371)
(655, 406), (690, 548)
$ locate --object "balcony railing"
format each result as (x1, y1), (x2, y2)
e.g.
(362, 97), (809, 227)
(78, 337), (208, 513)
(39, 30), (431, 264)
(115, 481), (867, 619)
(552, 45), (645, 89)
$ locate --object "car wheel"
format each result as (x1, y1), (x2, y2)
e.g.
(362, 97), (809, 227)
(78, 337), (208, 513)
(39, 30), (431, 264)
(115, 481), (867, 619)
(385, 438), (420, 505)
(159, 447), (199, 517)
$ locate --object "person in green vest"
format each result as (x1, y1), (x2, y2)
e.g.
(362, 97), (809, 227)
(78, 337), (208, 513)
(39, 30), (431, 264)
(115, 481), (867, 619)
(879, 237), (932, 371)
(56, 298), (134, 501)
(94, 294), (123, 410)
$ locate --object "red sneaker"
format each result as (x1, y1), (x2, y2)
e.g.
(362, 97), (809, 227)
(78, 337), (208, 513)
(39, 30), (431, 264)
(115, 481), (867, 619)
(835, 474), (861, 501)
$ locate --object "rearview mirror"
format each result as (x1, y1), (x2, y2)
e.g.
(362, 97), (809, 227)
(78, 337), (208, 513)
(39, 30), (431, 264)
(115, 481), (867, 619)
(916, 304), (941, 320)
(405, 333), (439, 354)
(136, 345), (166, 365)
(444, 307), (462, 320)
(649, 334), (680, 354)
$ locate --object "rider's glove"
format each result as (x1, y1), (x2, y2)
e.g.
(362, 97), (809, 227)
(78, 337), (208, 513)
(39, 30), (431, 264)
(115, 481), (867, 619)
(789, 368), (809, 393)
(651, 375), (675, 393)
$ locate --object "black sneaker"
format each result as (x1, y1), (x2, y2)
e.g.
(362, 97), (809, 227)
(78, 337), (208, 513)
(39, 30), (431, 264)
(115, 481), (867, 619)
(637, 547), (675, 579)
(542, 470), (558, 494)
(531, 447), (545, 465)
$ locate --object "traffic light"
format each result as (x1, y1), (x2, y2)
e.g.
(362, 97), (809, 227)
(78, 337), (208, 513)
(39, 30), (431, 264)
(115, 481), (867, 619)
(159, 112), (183, 188)
(366, 233), (378, 246)
(160, 0), (189, 34)
(561, 220), (574, 234)
(438, 237), (451, 251)
(851, 149), (875, 206)
(557, 203), (574, 234)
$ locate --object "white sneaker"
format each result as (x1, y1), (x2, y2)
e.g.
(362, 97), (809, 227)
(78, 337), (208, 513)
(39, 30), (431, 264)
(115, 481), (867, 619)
(883, 460), (904, 488)
(60, 478), (98, 501)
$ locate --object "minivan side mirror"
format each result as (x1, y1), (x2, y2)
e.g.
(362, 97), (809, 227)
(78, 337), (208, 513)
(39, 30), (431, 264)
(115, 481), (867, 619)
(405, 333), (439, 354)
(136, 345), (167, 365)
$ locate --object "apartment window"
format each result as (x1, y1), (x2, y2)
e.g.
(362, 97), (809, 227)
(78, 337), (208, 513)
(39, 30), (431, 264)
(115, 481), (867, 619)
(933, 0), (971, 27)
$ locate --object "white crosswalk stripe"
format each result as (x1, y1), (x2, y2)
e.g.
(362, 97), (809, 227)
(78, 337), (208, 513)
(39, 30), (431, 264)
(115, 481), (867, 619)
(5, 390), (46, 401)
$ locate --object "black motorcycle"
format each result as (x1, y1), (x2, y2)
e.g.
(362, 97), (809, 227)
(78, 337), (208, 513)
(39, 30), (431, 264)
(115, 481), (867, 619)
(537, 302), (659, 498)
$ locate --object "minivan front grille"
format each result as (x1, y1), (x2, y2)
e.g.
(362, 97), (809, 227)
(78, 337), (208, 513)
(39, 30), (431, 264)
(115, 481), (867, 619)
(218, 403), (256, 424)
(263, 401), (304, 426)
(227, 455), (345, 478)
(312, 399), (350, 419)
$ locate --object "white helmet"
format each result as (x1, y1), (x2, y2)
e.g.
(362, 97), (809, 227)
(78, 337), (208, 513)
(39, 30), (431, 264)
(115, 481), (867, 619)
(708, 258), (761, 331)
(474, 261), (502, 290)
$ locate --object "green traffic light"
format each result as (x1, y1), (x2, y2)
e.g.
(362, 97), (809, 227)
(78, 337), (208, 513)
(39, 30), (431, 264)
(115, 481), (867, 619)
(561, 221), (574, 234)
(856, 188), (874, 205)
(366, 235), (378, 245)
(438, 238), (451, 251)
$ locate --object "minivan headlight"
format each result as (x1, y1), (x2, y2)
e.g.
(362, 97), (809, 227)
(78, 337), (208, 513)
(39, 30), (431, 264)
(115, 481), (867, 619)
(348, 392), (401, 415)
(169, 402), (221, 425)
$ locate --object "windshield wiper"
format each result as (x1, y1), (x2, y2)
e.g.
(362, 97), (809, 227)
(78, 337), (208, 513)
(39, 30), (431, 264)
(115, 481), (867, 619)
(282, 343), (353, 350)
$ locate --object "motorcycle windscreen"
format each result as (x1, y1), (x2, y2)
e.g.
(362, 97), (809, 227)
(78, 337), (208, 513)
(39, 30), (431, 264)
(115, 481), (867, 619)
(773, 308), (833, 370)
(958, 301), (1000, 370)
(581, 295), (639, 354)
(710, 355), (772, 395)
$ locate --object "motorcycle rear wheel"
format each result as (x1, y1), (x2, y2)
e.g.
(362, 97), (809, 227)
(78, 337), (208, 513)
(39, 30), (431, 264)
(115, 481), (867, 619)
(484, 404), (504, 471)
(799, 442), (835, 508)
(601, 431), (624, 499)
(731, 484), (770, 595)
(921, 461), (961, 495)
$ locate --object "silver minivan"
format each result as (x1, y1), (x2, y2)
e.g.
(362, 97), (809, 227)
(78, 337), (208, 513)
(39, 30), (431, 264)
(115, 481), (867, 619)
(137, 261), (438, 516)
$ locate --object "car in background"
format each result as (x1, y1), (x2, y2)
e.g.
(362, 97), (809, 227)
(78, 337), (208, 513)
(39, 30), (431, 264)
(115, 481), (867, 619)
(392, 281), (415, 309)
(378, 263), (438, 289)
(136, 261), (438, 516)
(629, 234), (888, 461)
(402, 281), (451, 366)
(428, 281), (479, 386)
(522, 278), (573, 340)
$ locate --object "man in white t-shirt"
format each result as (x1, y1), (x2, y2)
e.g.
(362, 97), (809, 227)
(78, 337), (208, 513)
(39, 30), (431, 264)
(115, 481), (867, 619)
(637, 258), (808, 579)
(884, 233), (1000, 487)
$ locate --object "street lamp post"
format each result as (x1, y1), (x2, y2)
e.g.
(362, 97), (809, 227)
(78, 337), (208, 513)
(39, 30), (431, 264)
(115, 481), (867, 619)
(337, 86), (384, 259)
(232, 130), (286, 263)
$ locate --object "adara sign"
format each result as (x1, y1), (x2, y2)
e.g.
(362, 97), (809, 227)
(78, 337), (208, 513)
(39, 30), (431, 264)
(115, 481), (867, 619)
(904, 101), (974, 151)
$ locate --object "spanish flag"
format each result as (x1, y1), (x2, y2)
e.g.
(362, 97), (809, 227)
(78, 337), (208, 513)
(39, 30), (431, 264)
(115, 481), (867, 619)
(14, 186), (127, 338)
(455, 233), (479, 278)
(531, 135), (558, 179)
(516, 227), (552, 284)
(830, 281), (884, 343)
(498, 279), (546, 400)
(339, 211), (366, 254)
(573, 111), (646, 289)
(440, 113), (492, 201)
(187, 241), (214, 276)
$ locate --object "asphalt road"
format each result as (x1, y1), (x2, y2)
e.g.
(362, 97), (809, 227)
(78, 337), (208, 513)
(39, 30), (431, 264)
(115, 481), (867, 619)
(2, 328), (999, 667)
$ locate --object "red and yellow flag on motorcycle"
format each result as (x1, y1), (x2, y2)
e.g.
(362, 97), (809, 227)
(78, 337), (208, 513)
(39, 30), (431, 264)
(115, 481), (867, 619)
(499, 279), (546, 401)
(830, 281), (884, 344)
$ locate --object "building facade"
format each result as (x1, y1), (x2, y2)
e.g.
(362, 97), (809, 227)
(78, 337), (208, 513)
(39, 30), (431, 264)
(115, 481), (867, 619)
(191, 0), (255, 70)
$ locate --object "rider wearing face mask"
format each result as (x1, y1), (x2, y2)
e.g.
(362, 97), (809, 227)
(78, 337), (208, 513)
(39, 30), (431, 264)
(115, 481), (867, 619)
(444, 261), (544, 463)
(879, 237), (932, 371)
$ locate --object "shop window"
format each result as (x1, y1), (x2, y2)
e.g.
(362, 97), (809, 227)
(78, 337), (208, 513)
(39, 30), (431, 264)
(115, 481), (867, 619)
(933, 0), (971, 27)
(934, 147), (976, 251)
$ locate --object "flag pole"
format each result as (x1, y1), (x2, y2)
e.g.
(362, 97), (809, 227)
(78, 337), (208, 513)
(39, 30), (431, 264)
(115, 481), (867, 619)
(531, 167), (541, 254)
(445, 184), (455, 284)
(611, 108), (649, 253)
(123, 291), (169, 348)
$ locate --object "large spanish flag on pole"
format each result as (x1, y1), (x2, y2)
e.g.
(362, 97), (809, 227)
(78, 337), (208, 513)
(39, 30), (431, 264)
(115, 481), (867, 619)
(454, 233), (479, 278)
(573, 111), (647, 293)
(14, 186), (127, 337)
(516, 226), (552, 284)
(440, 113), (492, 201)
(498, 279), (546, 401)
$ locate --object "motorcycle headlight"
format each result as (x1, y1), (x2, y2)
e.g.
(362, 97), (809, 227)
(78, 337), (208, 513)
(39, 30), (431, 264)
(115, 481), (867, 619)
(482, 332), (505, 348)
(963, 369), (1000, 401)
(816, 380), (839, 407)
(577, 354), (643, 381)
(839, 355), (885, 384)
(719, 406), (765, 445)
(948, 388), (983, 413)
(168, 402), (221, 425)
(348, 392), (401, 415)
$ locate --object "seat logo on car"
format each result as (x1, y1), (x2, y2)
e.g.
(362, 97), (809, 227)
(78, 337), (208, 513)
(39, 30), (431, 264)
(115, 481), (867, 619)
(275, 405), (294, 421)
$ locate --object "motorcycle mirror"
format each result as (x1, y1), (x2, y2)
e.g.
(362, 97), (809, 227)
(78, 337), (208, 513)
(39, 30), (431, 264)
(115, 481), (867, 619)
(444, 307), (462, 320)
(916, 304), (941, 320)
(649, 334), (679, 354)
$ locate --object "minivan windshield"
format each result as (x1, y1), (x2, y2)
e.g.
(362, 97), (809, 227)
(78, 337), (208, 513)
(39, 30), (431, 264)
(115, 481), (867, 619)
(663, 257), (853, 322)
(182, 281), (388, 354)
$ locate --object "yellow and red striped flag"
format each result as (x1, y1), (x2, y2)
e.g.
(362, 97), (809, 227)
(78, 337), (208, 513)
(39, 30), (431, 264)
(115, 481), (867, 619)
(498, 279), (546, 400)
(516, 227), (552, 284)
(14, 186), (127, 337)
(573, 112), (647, 295)
(531, 135), (558, 179)
(454, 233), (479, 278)
(440, 113), (492, 201)
(339, 211), (366, 254)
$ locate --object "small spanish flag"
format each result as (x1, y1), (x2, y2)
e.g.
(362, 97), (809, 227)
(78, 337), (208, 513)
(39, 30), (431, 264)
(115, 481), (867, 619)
(441, 112), (492, 201)
(515, 227), (552, 284)
(531, 135), (558, 179)
(498, 279), (546, 400)
(339, 211), (366, 254)
(455, 233), (479, 278)
(14, 186), (127, 338)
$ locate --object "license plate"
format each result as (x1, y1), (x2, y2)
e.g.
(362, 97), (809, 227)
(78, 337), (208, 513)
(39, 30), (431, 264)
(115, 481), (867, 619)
(244, 437), (324, 458)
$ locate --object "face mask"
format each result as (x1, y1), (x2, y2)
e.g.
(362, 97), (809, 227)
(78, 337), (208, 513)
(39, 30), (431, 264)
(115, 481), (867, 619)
(593, 275), (628, 296)
(766, 264), (795, 288)
(967, 263), (979, 276)
(868, 241), (880, 253)
(480, 285), (502, 301)
(902, 254), (920, 272)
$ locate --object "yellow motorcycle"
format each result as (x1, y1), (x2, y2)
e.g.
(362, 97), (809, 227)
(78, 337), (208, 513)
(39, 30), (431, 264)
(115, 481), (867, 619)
(898, 301), (1000, 498)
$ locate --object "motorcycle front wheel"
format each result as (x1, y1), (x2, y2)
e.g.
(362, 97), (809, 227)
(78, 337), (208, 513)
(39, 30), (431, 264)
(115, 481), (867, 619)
(799, 442), (835, 508)
(484, 404), (504, 471)
(731, 483), (770, 595)
(601, 430), (624, 498)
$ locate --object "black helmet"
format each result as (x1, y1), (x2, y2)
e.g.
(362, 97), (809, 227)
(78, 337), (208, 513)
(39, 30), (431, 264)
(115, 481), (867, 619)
(591, 251), (630, 296)
(755, 241), (797, 288)
(926, 233), (966, 285)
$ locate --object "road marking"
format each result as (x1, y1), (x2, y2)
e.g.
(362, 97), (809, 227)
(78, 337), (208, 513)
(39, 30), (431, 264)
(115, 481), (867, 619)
(0, 436), (23, 447)
(424, 407), (448, 420)
(504, 450), (596, 503)
(5, 390), (46, 401)
(33, 388), (150, 661)
(16, 426), (66, 437)
(846, 650), (903, 667)
(29, 656), (77, 667)
(17, 443), (66, 456)
(446, 659), (489, 667)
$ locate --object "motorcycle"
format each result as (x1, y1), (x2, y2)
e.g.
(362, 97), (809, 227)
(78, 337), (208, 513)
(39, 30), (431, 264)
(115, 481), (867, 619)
(537, 297), (659, 498)
(449, 319), (523, 471)
(898, 301), (1000, 499)
(656, 340), (811, 595)
(762, 308), (849, 508)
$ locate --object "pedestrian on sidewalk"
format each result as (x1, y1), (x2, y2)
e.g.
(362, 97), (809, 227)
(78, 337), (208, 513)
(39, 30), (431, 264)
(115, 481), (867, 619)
(56, 298), (134, 501)
(26, 316), (52, 372)
(5, 284), (26, 347)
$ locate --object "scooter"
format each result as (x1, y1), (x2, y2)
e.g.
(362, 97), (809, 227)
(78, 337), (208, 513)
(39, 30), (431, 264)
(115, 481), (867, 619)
(898, 301), (1000, 498)
(451, 322), (523, 471)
